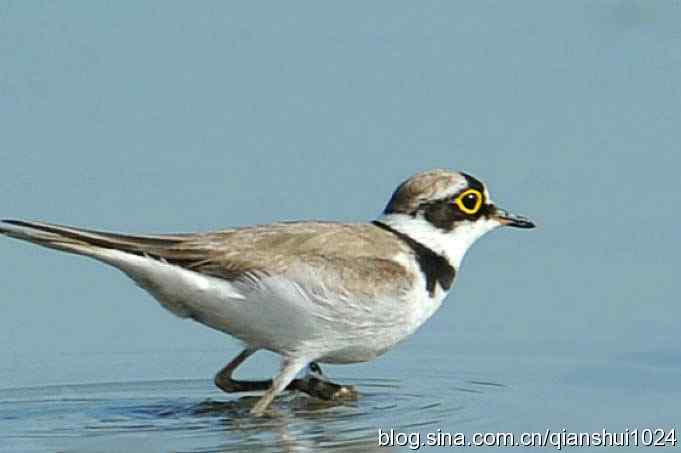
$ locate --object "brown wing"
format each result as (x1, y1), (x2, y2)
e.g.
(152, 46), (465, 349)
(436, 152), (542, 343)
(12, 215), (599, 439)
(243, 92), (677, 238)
(1, 220), (415, 298)
(170, 221), (415, 298)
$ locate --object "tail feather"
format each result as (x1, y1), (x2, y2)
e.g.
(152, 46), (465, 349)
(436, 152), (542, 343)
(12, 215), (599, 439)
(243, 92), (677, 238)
(1, 219), (246, 320)
(0, 219), (195, 261)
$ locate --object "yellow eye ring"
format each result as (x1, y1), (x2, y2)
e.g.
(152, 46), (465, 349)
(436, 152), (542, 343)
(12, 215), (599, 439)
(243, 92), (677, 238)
(454, 189), (483, 214)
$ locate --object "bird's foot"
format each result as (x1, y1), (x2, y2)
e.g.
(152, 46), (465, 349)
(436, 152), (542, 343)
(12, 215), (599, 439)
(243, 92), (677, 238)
(291, 376), (358, 401)
(290, 362), (358, 401)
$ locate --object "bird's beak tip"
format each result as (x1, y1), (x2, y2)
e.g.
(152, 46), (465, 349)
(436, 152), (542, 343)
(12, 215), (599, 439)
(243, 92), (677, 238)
(494, 207), (536, 229)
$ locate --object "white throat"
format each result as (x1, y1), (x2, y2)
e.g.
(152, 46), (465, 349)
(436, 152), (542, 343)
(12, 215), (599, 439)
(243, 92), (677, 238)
(377, 213), (500, 269)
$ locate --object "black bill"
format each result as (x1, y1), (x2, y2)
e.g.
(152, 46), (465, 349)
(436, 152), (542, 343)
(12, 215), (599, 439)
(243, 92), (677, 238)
(494, 207), (536, 229)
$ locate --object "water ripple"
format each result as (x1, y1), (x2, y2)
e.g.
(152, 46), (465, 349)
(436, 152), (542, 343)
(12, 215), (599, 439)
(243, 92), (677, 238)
(0, 374), (507, 452)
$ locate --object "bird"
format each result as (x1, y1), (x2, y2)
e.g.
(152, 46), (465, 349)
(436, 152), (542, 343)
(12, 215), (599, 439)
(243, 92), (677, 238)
(0, 169), (535, 415)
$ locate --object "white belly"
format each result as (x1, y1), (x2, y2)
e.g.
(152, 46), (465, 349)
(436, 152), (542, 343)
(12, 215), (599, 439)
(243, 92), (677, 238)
(94, 249), (447, 363)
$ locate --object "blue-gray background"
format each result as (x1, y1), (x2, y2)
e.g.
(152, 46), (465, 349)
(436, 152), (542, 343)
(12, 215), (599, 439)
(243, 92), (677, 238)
(1, 0), (679, 449)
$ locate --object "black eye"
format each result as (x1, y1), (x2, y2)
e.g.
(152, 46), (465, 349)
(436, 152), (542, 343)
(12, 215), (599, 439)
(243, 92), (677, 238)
(462, 193), (478, 210)
(454, 189), (483, 214)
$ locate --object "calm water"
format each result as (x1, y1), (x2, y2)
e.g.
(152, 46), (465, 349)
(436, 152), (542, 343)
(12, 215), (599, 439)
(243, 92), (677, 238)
(2, 351), (678, 452)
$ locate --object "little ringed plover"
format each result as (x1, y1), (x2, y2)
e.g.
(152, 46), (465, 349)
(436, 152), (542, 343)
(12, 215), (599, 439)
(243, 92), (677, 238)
(0, 169), (535, 415)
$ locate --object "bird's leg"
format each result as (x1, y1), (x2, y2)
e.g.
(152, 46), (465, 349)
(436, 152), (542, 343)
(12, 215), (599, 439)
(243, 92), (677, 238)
(288, 362), (358, 401)
(214, 348), (273, 393)
(250, 356), (309, 416)
(214, 351), (331, 395)
(214, 351), (357, 408)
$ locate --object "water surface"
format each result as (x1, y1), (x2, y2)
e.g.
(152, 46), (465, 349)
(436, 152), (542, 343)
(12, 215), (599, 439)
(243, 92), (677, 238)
(2, 352), (678, 452)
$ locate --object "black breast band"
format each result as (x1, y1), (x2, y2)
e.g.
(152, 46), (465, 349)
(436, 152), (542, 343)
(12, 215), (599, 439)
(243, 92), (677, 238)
(371, 221), (455, 297)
